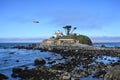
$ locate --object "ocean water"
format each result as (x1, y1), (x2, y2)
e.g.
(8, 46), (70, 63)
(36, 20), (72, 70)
(0, 42), (120, 80)
(93, 42), (120, 47)
(0, 43), (65, 80)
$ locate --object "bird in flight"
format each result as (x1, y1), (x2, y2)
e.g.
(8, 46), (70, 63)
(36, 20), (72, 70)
(33, 21), (39, 23)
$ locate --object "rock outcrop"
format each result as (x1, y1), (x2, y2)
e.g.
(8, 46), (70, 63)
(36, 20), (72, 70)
(104, 65), (120, 80)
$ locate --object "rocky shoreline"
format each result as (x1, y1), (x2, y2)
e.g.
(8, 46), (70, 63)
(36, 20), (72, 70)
(1, 44), (120, 80)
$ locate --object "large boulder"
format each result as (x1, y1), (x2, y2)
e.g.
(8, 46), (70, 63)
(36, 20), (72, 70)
(104, 65), (120, 80)
(34, 58), (46, 66)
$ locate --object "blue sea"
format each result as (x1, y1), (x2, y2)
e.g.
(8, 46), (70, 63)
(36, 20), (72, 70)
(93, 42), (120, 47)
(0, 42), (120, 80)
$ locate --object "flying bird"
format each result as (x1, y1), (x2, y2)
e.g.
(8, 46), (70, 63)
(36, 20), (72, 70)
(33, 21), (39, 23)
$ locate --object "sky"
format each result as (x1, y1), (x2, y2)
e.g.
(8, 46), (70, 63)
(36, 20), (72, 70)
(0, 0), (120, 42)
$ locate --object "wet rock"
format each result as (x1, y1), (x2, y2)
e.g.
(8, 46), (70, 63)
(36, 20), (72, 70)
(16, 60), (19, 62)
(81, 71), (90, 77)
(12, 67), (29, 78)
(51, 63), (65, 70)
(0, 73), (8, 80)
(48, 61), (56, 64)
(104, 65), (120, 80)
(13, 44), (37, 49)
(13, 45), (25, 49)
(26, 44), (37, 49)
(11, 66), (70, 80)
(46, 57), (51, 60)
(51, 63), (76, 72)
(11, 73), (18, 78)
(9, 52), (15, 54)
(62, 72), (71, 80)
(12, 67), (23, 73)
(72, 69), (90, 78)
(71, 77), (80, 80)
(34, 58), (46, 66)
(93, 70), (106, 78)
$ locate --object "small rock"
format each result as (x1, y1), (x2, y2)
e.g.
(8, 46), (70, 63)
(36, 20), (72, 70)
(34, 58), (46, 66)
(93, 70), (106, 78)
(48, 61), (56, 64)
(16, 60), (19, 62)
(9, 52), (15, 54)
(62, 72), (71, 80)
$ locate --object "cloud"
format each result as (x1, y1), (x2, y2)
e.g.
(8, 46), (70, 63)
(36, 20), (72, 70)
(46, 10), (114, 30)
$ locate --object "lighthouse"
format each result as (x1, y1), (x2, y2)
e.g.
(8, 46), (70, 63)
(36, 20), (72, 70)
(53, 30), (63, 38)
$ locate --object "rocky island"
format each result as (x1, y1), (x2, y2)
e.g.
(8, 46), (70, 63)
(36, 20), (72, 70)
(40, 25), (92, 49)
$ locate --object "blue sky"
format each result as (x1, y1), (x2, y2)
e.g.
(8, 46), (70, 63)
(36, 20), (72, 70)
(0, 0), (120, 42)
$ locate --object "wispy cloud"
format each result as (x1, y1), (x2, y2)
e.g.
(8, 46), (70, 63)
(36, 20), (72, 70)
(43, 10), (116, 30)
